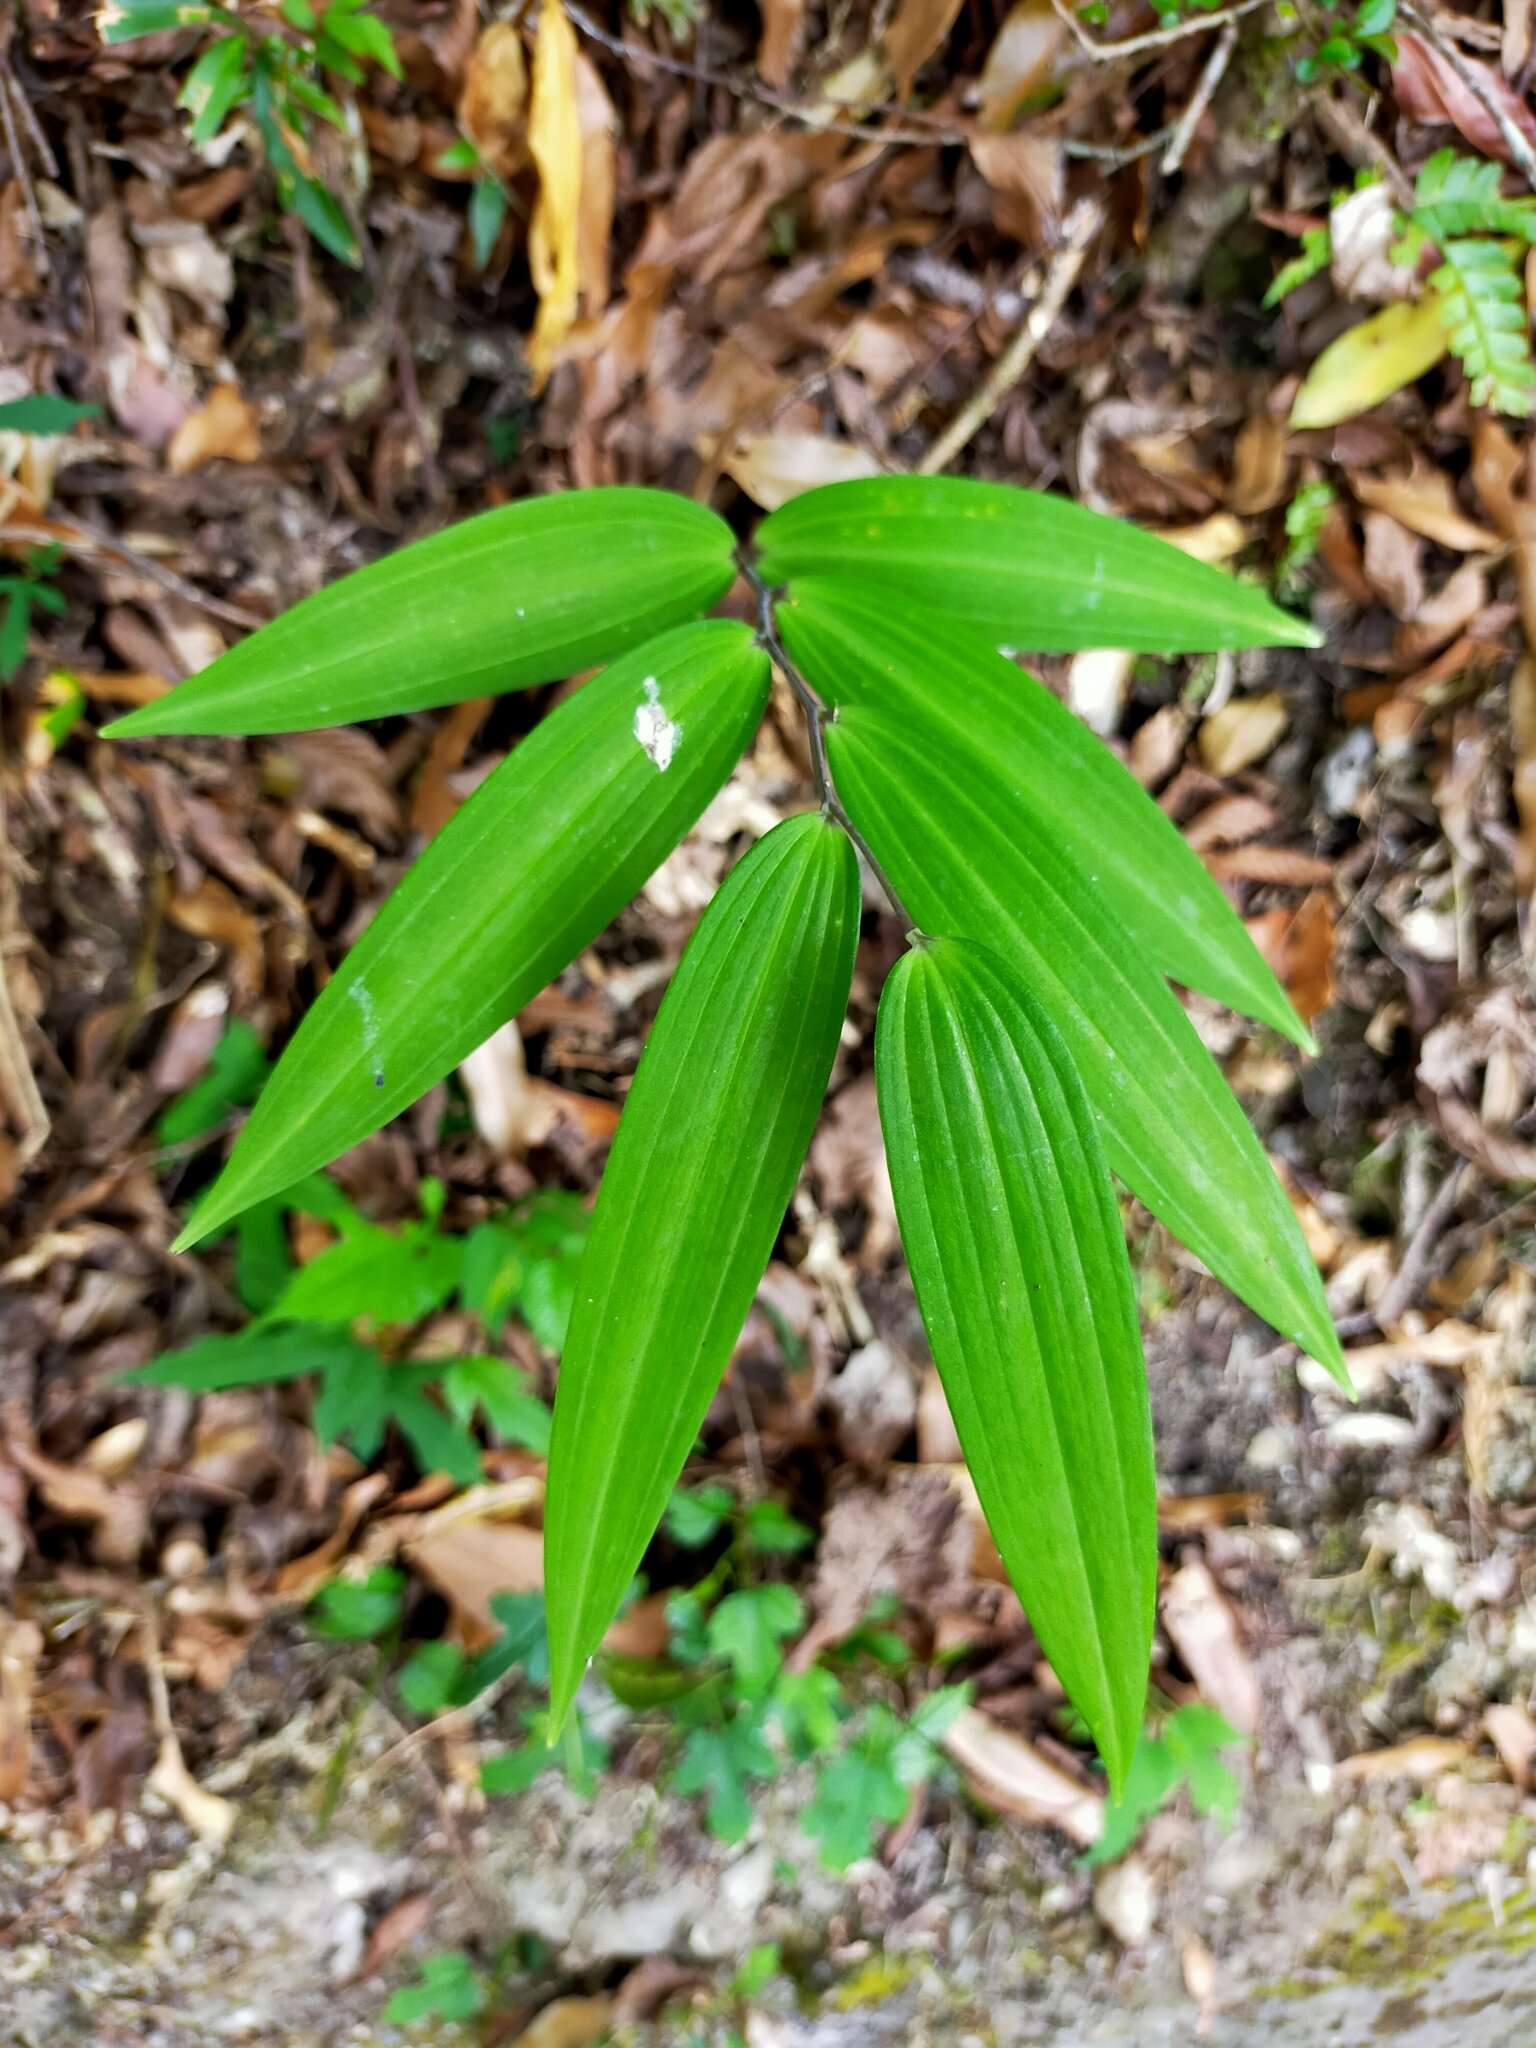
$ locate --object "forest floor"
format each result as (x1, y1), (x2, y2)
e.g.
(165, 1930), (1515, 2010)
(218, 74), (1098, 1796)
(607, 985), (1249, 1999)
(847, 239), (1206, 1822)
(5, 2), (1536, 2043)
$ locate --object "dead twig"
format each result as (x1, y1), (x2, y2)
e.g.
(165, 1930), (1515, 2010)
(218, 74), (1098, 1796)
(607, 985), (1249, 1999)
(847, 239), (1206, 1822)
(1371, 1158), (1469, 1331)
(1162, 22), (1238, 175)
(919, 196), (1101, 476)
(1050, 0), (1277, 64)
(1312, 89), (1414, 206)
(0, 62), (47, 281)
(563, 1), (968, 148)
(1399, 2), (1536, 194)
(0, 516), (263, 632)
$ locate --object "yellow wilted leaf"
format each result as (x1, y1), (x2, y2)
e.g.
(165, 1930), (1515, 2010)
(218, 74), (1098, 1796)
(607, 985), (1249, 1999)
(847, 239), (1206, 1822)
(527, 0), (582, 391)
(1289, 293), (1450, 431)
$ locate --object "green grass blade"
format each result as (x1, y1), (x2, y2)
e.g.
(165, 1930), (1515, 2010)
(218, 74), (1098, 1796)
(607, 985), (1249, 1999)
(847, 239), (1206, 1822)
(777, 581), (1311, 1050)
(877, 938), (1155, 1788)
(176, 621), (769, 1247)
(544, 814), (859, 1723)
(826, 705), (1346, 1387)
(105, 488), (737, 737)
(755, 477), (1319, 655)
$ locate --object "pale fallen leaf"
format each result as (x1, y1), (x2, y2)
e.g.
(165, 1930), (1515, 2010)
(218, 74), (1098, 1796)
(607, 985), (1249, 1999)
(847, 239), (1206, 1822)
(458, 22), (529, 181)
(1198, 692), (1289, 776)
(404, 1489), (547, 1629)
(1065, 647), (1135, 736)
(458, 1018), (538, 1155)
(1329, 183), (1417, 305)
(1289, 296), (1450, 431)
(1361, 509), (1424, 620)
(1160, 1558), (1261, 1737)
(1395, 559), (1489, 668)
(0, 1615), (41, 1804)
(1485, 1702), (1536, 1791)
(1149, 513), (1249, 564)
(510, 1997), (616, 2048)
(1093, 1853), (1156, 1946)
(1336, 1735), (1471, 1782)
(166, 382), (261, 474)
(574, 55), (616, 316)
(884, 0), (965, 96)
(720, 430), (884, 509)
(1351, 467), (1501, 552)
(1182, 1935), (1218, 2039)
(1512, 657), (1536, 905)
(977, 0), (1068, 131)
(148, 1731), (236, 1848)
(527, 0), (582, 390)
(942, 1706), (1104, 1848)
(757, 0), (807, 87)
(969, 130), (1062, 244)
(1228, 416), (1290, 516)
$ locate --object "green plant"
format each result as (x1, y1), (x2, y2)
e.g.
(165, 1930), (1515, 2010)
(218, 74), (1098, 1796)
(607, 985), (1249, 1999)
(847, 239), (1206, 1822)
(99, 0), (401, 264)
(1276, 478), (1337, 601)
(106, 475), (1344, 1794)
(1290, 0), (1398, 84)
(1083, 1702), (1247, 1865)
(382, 1949), (488, 2027)
(0, 395), (98, 434)
(1269, 150), (1536, 416)
(0, 545), (66, 683)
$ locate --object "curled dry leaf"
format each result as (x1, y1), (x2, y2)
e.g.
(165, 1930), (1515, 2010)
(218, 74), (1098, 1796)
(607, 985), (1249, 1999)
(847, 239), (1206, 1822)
(527, 0), (582, 391)
(458, 22), (530, 181)
(1160, 1557), (1261, 1737)
(1350, 467), (1501, 552)
(1362, 510), (1424, 620)
(1394, 31), (1536, 167)
(1329, 183), (1417, 306)
(719, 430), (885, 510)
(1093, 1853), (1157, 1947)
(1250, 889), (1336, 1026)
(969, 131), (1062, 245)
(509, 1998), (617, 2048)
(1197, 692), (1289, 776)
(165, 382), (261, 474)
(574, 55), (617, 318)
(0, 1615), (42, 1803)
(1228, 416), (1290, 517)
(941, 1705), (1104, 1848)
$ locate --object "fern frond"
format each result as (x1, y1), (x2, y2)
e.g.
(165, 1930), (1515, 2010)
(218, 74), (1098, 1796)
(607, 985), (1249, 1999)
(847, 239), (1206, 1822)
(1430, 237), (1536, 416)
(1412, 148), (1536, 246)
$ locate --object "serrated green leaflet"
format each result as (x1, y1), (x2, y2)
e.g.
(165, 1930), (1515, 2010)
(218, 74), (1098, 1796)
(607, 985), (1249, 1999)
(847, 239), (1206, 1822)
(776, 582), (1309, 1048)
(545, 814), (859, 1723)
(877, 939), (1155, 1788)
(755, 477), (1319, 654)
(826, 704), (1346, 1386)
(105, 488), (737, 737)
(176, 621), (769, 1248)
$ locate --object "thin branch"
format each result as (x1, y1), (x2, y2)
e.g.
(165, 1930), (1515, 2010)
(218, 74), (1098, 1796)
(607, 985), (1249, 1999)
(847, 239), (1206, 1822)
(1162, 22), (1237, 174)
(1399, 2), (1536, 195)
(563, 2), (968, 148)
(1, 515), (264, 631)
(739, 555), (919, 931)
(1050, 0), (1278, 63)
(0, 64), (47, 281)
(919, 196), (1101, 476)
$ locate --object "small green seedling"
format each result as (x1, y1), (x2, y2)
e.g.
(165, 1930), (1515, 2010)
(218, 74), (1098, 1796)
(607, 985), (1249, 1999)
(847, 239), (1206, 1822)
(382, 1949), (488, 2028)
(1084, 1702), (1248, 1865)
(108, 472), (1345, 1796)
(100, 0), (401, 263)
(0, 546), (66, 684)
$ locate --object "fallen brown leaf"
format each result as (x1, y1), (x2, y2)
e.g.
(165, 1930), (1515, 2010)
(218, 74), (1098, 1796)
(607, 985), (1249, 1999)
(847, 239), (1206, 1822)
(165, 382), (261, 474)
(1198, 693), (1288, 776)
(1160, 1557), (1261, 1737)
(1351, 466), (1501, 552)
(941, 1706), (1103, 1848)
(458, 22), (529, 181)
(527, 0), (582, 389)
(510, 1997), (615, 2048)
(1336, 1735), (1471, 1782)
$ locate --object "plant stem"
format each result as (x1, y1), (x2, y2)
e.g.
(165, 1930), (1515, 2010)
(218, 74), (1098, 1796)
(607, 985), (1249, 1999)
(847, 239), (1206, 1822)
(738, 555), (919, 935)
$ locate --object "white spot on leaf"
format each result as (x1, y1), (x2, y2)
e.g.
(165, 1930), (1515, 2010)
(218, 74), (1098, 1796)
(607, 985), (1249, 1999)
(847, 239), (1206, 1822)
(348, 980), (384, 1087)
(634, 675), (680, 772)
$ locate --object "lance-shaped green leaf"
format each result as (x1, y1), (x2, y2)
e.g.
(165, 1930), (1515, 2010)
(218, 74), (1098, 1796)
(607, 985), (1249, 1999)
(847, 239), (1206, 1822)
(825, 705), (1347, 1386)
(877, 938), (1155, 1788)
(545, 814), (859, 1724)
(755, 476), (1319, 654)
(105, 488), (737, 737)
(776, 581), (1309, 1049)
(176, 621), (769, 1248)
